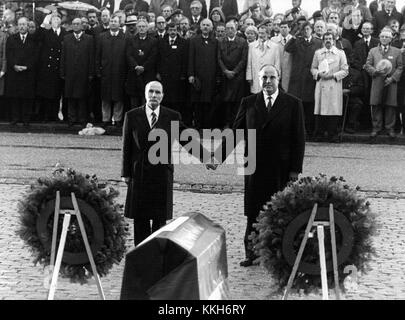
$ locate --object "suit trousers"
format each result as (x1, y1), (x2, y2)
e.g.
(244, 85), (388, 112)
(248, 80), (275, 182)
(371, 104), (396, 133)
(102, 100), (124, 123)
(194, 102), (213, 129)
(38, 98), (60, 121)
(67, 98), (87, 124)
(11, 98), (32, 123)
(303, 101), (315, 136)
(244, 216), (258, 260)
(134, 217), (166, 246)
(315, 115), (341, 138)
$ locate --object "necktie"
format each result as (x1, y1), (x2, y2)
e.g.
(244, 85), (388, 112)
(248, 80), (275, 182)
(260, 40), (265, 51)
(170, 39), (174, 45)
(54, 29), (58, 36)
(151, 112), (157, 128)
(22, 35), (25, 43)
(283, 37), (286, 45)
(266, 97), (272, 113)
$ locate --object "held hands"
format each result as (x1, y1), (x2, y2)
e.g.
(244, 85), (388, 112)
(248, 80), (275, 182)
(121, 177), (130, 185)
(14, 65), (27, 72)
(0, 71), (4, 78)
(289, 172), (299, 181)
(135, 65), (144, 75)
(384, 77), (394, 87)
(188, 76), (195, 84)
(224, 70), (235, 79)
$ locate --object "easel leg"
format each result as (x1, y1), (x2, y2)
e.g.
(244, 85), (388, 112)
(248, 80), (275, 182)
(71, 193), (106, 300)
(329, 204), (341, 300)
(48, 213), (71, 300)
(50, 191), (60, 267)
(282, 203), (318, 300)
(317, 225), (329, 300)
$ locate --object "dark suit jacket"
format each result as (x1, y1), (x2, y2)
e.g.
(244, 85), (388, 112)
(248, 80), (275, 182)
(372, 9), (403, 36)
(125, 35), (158, 96)
(157, 35), (188, 104)
(60, 33), (94, 99)
(5, 33), (38, 98)
(353, 36), (379, 71)
(369, 0), (385, 17)
(220, 91), (305, 218)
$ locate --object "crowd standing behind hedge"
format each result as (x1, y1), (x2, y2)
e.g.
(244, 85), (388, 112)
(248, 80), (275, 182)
(0, 0), (405, 141)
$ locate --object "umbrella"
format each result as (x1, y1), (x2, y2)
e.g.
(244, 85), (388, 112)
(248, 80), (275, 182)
(6, 1), (61, 20)
(57, 1), (100, 12)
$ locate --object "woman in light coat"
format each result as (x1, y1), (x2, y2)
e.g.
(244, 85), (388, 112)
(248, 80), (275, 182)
(246, 25), (281, 94)
(311, 32), (348, 142)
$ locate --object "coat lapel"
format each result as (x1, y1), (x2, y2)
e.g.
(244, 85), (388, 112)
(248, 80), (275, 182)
(254, 92), (267, 127)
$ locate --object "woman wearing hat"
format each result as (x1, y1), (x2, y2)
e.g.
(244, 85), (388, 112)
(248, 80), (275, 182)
(209, 7), (225, 29)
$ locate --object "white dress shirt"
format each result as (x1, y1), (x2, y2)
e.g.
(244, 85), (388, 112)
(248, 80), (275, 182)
(146, 105), (160, 128)
(53, 28), (61, 36)
(263, 89), (279, 111)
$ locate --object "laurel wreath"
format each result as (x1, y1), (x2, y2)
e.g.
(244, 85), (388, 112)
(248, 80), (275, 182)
(17, 166), (130, 284)
(252, 174), (378, 294)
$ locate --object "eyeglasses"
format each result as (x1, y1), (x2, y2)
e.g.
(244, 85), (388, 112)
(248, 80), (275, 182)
(157, 21), (166, 24)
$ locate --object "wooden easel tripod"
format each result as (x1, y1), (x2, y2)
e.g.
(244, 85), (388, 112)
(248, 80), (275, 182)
(282, 203), (341, 300)
(47, 191), (105, 300)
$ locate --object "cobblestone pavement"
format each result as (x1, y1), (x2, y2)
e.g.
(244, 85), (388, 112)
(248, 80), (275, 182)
(1, 183), (405, 300)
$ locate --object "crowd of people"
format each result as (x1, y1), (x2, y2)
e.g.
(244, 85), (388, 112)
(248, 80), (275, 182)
(0, 0), (405, 141)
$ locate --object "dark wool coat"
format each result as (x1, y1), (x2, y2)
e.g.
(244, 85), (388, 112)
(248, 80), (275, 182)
(285, 36), (323, 103)
(5, 33), (38, 98)
(372, 9), (403, 36)
(95, 31), (127, 102)
(353, 36), (379, 103)
(36, 28), (69, 99)
(218, 36), (248, 102)
(0, 31), (6, 96)
(121, 106), (204, 220)
(157, 35), (188, 105)
(60, 33), (94, 99)
(125, 35), (158, 97)
(223, 91), (305, 219)
(188, 34), (218, 103)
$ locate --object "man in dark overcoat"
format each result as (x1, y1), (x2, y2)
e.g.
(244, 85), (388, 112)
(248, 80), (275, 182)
(125, 19), (158, 109)
(96, 14), (127, 127)
(36, 15), (68, 122)
(188, 18), (218, 129)
(207, 65), (306, 267)
(121, 81), (208, 245)
(156, 22), (188, 114)
(372, 0), (403, 36)
(285, 21), (323, 137)
(5, 17), (38, 126)
(218, 20), (248, 128)
(60, 18), (94, 126)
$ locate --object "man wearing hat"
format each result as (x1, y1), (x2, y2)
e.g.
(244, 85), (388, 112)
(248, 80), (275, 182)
(125, 14), (138, 38)
(365, 28), (403, 139)
(119, 0), (149, 14)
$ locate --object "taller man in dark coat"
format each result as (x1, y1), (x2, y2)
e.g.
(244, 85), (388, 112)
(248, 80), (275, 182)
(285, 21), (323, 137)
(36, 15), (68, 122)
(96, 14), (127, 127)
(5, 17), (38, 126)
(218, 20), (248, 128)
(188, 18), (218, 128)
(207, 65), (306, 267)
(126, 19), (158, 108)
(156, 22), (188, 114)
(60, 18), (94, 125)
(121, 81), (208, 245)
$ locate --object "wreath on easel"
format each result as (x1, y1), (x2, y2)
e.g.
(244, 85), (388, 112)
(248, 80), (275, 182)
(252, 174), (378, 294)
(17, 166), (130, 284)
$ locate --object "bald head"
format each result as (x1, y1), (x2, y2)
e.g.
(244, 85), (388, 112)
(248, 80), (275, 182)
(145, 81), (164, 109)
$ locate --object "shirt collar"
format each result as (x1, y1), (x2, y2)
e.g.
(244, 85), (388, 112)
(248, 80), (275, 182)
(263, 89), (279, 105)
(305, 36), (312, 42)
(146, 104), (160, 120)
(53, 28), (60, 34)
(169, 36), (177, 42)
(228, 37), (236, 42)
(110, 30), (119, 36)
(322, 46), (338, 54)
(74, 31), (83, 38)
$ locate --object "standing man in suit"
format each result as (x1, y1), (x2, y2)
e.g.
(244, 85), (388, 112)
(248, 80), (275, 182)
(121, 81), (208, 245)
(36, 14), (68, 122)
(96, 14), (127, 128)
(60, 18), (94, 126)
(188, 18), (218, 129)
(365, 28), (403, 139)
(126, 20), (158, 109)
(207, 65), (305, 267)
(372, 0), (403, 36)
(5, 17), (38, 126)
(218, 20), (248, 128)
(285, 21), (323, 138)
(156, 22), (188, 114)
(352, 21), (379, 132)
(188, 0), (205, 28)
(179, 0), (208, 22)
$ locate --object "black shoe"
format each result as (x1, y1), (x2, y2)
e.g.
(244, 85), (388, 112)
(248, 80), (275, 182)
(23, 122), (30, 127)
(10, 120), (18, 126)
(239, 259), (254, 267)
(389, 131), (396, 139)
(344, 127), (356, 134)
(328, 134), (340, 143)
